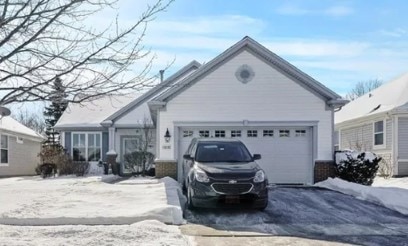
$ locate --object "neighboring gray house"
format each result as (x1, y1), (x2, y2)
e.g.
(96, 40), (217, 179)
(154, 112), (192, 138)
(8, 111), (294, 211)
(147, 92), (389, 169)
(55, 36), (346, 184)
(335, 72), (408, 176)
(0, 116), (44, 177)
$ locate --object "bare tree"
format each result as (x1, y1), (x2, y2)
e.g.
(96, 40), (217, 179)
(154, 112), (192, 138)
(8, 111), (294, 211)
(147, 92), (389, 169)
(0, 0), (172, 106)
(123, 117), (155, 176)
(12, 109), (45, 133)
(346, 79), (382, 101)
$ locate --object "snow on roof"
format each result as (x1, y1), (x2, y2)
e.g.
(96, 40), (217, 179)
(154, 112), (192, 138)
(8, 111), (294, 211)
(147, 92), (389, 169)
(335, 72), (408, 125)
(152, 67), (199, 100)
(55, 94), (143, 129)
(0, 116), (44, 140)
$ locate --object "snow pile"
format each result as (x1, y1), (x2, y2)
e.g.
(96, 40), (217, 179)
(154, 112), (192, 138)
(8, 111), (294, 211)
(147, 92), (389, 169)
(316, 178), (408, 215)
(0, 220), (189, 246)
(0, 176), (184, 226)
(373, 177), (408, 190)
(335, 150), (378, 165)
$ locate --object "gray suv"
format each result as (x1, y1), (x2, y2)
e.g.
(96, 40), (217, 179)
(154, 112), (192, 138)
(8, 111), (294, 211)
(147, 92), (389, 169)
(182, 138), (268, 210)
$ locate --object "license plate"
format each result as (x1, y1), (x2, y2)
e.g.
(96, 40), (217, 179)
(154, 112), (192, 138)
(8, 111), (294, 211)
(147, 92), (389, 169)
(225, 195), (240, 204)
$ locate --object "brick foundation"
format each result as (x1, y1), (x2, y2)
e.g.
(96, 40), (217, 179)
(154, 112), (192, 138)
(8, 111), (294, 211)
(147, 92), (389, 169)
(155, 160), (177, 179)
(314, 160), (335, 183)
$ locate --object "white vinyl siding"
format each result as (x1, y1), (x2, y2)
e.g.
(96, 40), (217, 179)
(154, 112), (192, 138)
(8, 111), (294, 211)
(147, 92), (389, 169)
(0, 135), (41, 176)
(158, 50), (333, 161)
(398, 117), (408, 175)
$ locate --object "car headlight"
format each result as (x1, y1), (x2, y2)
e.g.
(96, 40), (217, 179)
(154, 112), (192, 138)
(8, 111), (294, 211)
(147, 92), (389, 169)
(194, 168), (209, 183)
(254, 170), (265, 183)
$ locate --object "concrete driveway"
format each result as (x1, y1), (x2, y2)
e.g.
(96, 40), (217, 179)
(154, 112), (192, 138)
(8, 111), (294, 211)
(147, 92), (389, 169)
(182, 187), (408, 246)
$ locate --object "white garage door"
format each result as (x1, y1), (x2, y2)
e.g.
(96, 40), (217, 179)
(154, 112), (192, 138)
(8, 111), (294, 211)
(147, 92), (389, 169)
(178, 127), (313, 184)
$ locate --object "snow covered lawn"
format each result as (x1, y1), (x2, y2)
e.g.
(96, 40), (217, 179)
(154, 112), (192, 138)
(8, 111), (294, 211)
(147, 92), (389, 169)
(0, 220), (189, 246)
(315, 177), (408, 216)
(0, 175), (184, 226)
(373, 176), (408, 189)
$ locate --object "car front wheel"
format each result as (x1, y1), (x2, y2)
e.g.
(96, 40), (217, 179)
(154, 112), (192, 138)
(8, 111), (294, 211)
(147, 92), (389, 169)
(187, 187), (195, 210)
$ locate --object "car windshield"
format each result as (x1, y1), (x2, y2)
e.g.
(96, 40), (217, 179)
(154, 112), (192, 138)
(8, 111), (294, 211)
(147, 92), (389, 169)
(195, 142), (253, 163)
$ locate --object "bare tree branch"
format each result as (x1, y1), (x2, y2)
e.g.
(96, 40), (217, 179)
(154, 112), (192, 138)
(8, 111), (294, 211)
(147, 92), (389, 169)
(12, 109), (45, 133)
(0, 0), (173, 105)
(346, 79), (382, 101)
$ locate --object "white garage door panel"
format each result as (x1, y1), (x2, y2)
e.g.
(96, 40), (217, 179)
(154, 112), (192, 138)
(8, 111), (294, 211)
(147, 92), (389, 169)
(178, 127), (313, 184)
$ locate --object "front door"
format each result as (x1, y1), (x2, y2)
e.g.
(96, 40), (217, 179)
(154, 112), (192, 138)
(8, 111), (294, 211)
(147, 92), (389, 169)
(122, 137), (139, 173)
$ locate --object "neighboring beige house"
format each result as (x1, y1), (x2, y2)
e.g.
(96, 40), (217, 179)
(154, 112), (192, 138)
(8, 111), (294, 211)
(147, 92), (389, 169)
(0, 116), (44, 177)
(335, 72), (408, 176)
(55, 36), (347, 184)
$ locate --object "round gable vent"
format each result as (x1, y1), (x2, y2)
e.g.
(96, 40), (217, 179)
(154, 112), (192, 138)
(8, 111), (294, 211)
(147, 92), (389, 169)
(235, 64), (254, 84)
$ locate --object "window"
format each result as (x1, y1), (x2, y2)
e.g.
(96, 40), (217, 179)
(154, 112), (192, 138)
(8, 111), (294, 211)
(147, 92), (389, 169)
(374, 121), (384, 146)
(247, 130), (258, 137)
(1, 135), (8, 164)
(199, 130), (209, 138)
(295, 130), (306, 137)
(215, 130), (226, 138)
(72, 133), (102, 162)
(183, 130), (193, 138)
(231, 130), (241, 137)
(87, 133), (101, 162)
(279, 130), (290, 137)
(263, 130), (274, 137)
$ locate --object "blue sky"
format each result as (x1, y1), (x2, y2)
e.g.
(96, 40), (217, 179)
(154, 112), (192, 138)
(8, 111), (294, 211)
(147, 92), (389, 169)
(107, 0), (408, 96)
(8, 0), (408, 115)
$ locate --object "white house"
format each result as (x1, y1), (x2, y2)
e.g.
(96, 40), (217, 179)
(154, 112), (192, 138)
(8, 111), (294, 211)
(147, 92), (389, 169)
(55, 36), (347, 184)
(335, 72), (408, 176)
(0, 116), (44, 177)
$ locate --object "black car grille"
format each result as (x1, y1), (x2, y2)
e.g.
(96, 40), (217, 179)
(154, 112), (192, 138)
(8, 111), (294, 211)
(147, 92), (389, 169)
(211, 183), (253, 195)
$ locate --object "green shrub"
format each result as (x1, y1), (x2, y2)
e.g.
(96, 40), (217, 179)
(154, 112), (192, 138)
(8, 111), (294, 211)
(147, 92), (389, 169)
(335, 151), (381, 185)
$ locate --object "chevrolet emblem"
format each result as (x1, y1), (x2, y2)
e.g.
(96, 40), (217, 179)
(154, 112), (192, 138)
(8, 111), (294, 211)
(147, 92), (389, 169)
(228, 180), (237, 184)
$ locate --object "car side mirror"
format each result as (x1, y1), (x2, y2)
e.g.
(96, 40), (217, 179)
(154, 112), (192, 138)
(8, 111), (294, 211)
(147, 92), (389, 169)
(253, 154), (261, 160)
(183, 154), (193, 161)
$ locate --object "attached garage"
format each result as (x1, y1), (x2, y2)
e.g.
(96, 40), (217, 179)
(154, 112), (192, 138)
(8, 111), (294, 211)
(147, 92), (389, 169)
(177, 126), (314, 184)
(147, 37), (346, 184)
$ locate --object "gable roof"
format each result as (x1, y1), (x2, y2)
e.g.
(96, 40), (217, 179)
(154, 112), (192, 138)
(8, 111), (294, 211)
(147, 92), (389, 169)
(0, 116), (44, 141)
(336, 72), (408, 125)
(105, 60), (201, 122)
(54, 94), (142, 130)
(152, 36), (344, 104)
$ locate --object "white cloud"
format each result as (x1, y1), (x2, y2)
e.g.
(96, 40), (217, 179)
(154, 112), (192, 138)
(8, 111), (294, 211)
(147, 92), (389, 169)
(149, 15), (265, 36)
(378, 28), (407, 37)
(264, 40), (369, 57)
(276, 4), (311, 16)
(276, 4), (353, 17)
(324, 6), (354, 17)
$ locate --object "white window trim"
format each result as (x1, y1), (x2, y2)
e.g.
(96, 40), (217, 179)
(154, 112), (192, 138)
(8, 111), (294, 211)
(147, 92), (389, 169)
(0, 134), (9, 166)
(373, 120), (386, 150)
(71, 132), (102, 162)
